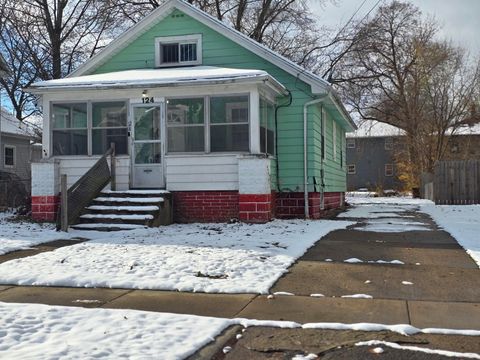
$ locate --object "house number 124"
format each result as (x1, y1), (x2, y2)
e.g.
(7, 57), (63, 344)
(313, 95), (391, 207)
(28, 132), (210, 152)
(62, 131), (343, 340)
(142, 97), (154, 103)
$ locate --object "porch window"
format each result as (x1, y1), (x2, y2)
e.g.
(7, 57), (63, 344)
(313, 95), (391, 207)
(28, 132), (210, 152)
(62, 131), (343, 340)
(166, 98), (205, 152)
(210, 95), (249, 152)
(260, 98), (275, 155)
(52, 103), (88, 155)
(92, 102), (128, 155)
(155, 35), (202, 67)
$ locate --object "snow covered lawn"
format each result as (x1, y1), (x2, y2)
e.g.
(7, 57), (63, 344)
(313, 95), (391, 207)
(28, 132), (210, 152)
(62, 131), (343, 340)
(0, 302), (230, 360)
(2, 302), (479, 360)
(0, 219), (353, 293)
(422, 205), (480, 267)
(0, 212), (73, 255)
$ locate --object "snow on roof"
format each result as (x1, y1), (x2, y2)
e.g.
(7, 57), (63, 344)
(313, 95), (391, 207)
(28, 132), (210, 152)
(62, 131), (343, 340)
(30, 66), (285, 92)
(347, 120), (404, 138)
(1, 109), (33, 138)
(347, 120), (480, 138)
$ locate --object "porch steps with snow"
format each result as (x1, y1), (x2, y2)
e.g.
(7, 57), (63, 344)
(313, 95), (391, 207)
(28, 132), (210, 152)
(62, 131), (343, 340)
(71, 190), (172, 231)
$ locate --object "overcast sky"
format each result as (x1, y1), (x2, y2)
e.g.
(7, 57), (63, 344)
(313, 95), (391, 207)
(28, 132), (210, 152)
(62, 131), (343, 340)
(309, 0), (480, 55)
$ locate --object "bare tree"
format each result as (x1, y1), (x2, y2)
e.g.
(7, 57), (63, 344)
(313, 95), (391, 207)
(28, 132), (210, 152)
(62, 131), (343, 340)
(106, 0), (330, 66)
(0, 0), (122, 120)
(335, 1), (480, 185)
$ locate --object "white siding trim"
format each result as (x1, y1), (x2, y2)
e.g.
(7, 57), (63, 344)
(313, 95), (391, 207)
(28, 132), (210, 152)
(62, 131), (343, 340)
(249, 90), (260, 154)
(165, 154), (238, 191)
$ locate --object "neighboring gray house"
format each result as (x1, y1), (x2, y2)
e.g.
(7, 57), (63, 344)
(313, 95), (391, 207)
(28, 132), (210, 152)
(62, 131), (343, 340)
(346, 121), (480, 191)
(346, 135), (403, 191)
(0, 54), (40, 206)
(0, 109), (38, 206)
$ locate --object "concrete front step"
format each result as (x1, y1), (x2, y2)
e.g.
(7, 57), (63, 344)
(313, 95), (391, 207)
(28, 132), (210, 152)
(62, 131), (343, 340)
(71, 223), (148, 231)
(78, 214), (154, 226)
(72, 190), (172, 231)
(100, 190), (170, 198)
(87, 205), (160, 212)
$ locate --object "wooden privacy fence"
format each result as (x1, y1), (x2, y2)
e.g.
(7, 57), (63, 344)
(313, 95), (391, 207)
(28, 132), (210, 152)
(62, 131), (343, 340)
(423, 160), (480, 205)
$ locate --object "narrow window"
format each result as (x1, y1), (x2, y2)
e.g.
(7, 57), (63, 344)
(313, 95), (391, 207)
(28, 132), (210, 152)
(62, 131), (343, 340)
(385, 137), (393, 150)
(321, 108), (326, 159)
(385, 164), (394, 177)
(92, 102), (128, 155)
(347, 138), (355, 148)
(260, 98), (275, 155)
(347, 164), (356, 174)
(4, 146), (15, 167)
(333, 121), (337, 161)
(210, 95), (249, 152)
(166, 97), (205, 152)
(51, 103), (88, 156)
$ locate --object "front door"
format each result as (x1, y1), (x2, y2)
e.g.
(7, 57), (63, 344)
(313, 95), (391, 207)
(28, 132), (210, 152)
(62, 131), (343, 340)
(131, 104), (164, 188)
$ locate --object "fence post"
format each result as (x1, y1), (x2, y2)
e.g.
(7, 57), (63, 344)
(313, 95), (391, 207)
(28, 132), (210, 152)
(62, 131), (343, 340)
(60, 174), (68, 232)
(110, 142), (116, 191)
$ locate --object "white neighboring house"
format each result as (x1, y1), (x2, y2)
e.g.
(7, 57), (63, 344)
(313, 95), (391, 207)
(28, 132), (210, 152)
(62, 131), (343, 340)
(0, 109), (39, 186)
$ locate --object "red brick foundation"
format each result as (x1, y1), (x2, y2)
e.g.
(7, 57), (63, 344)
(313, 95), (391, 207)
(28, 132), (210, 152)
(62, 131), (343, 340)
(173, 191), (239, 223)
(323, 192), (344, 210)
(276, 192), (344, 219)
(31, 196), (59, 222)
(239, 193), (273, 223)
(173, 191), (344, 223)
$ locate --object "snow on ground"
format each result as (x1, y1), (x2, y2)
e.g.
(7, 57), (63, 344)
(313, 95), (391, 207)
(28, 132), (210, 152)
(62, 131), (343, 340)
(0, 212), (75, 255)
(341, 196), (432, 232)
(0, 302), (230, 360)
(346, 194), (433, 206)
(421, 205), (480, 267)
(356, 340), (480, 359)
(1, 302), (479, 359)
(0, 219), (353, 294)
(355, 218), (430, 232)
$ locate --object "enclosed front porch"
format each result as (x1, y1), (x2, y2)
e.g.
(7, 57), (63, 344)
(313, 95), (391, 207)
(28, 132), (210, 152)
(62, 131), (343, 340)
(30, 66), (286, 225)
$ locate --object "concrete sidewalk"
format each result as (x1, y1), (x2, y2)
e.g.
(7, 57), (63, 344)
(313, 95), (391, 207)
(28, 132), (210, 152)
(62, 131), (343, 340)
(0, 206), (478, 331)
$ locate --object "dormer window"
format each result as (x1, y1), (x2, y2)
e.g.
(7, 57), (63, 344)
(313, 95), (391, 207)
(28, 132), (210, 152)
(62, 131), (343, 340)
(155, 34), (202, 67)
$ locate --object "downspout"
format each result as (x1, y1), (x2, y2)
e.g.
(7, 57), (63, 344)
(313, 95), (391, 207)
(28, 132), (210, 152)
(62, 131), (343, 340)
(303, 93), (329, 219)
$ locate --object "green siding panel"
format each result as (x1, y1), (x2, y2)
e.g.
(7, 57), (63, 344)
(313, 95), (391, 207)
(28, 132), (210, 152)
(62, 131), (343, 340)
(93, 8), (347, 193)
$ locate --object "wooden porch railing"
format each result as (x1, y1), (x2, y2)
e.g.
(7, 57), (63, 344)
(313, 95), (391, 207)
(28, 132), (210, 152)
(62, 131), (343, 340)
(57, 143), (116, 231)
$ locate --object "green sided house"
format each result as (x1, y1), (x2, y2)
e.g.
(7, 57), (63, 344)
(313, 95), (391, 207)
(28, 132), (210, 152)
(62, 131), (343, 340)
(28, 0), (356, 227)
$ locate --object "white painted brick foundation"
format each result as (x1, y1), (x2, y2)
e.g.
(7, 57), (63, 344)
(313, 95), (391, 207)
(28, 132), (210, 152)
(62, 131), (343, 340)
(31, 161), (59, 196)
(238, 156), (271, 194)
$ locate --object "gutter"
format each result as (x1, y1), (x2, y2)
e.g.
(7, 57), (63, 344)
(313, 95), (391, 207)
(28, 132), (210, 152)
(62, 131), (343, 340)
(27, 75), (287, 95)
(303, 93), (330, 219)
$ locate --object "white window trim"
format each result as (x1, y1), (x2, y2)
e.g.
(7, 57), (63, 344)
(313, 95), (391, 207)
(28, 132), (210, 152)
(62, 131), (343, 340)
(385, 164), (394, 177)
(347, 138), (355, 148)
(347, 164), (356, 175)
(50, 100), (129, 157)
(165, 93), (251, 155)
(4, 145), (15, 168)
(155, 34), (202, 67)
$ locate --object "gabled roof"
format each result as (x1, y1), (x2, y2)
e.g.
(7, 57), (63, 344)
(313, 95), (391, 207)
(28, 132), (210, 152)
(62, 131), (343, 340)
(69, 0), (330, 94)
(1, 108), (34, 138)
